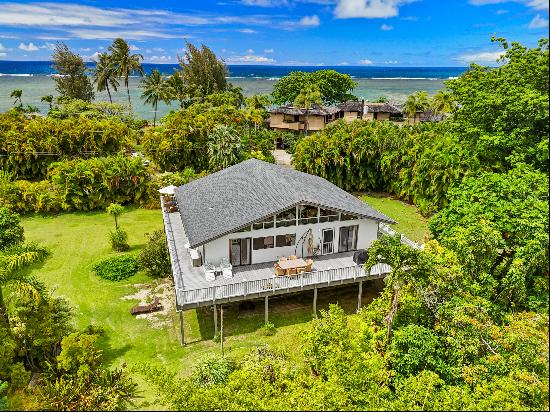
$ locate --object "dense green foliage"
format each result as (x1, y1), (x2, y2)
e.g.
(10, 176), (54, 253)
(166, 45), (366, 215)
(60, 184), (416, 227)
(0, 110), (131, 179)
(0, 207), (24, 249)
(272, 70), (357, 105)
(109, 228), (130, 252)
(294, 120), (479, 214)
(447, 37), (548, 172)
(93, 255), (139, 281)
(51, 43), (94, 102)
(138, 229), (171, 277)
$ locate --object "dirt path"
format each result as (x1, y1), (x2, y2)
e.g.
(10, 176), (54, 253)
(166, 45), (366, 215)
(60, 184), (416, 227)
(271, 149), (294, 168)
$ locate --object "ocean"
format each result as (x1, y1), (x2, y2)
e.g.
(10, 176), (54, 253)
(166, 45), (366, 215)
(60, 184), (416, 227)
(0, 61), (466, 120)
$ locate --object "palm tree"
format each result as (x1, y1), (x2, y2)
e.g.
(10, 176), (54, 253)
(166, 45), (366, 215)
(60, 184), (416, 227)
(10, 90), (22, 107)
(403, 91), (430, 124)
(93, 52), (120, 104)
(431, 90), (456, 118)
(166, 70), (188, 109)
(41, 95), (54, 110)
(109, 38), (144, 107)
(141, 69), (170, 126)
(0, 243), (47, 328)
(293, 84), (322, 136)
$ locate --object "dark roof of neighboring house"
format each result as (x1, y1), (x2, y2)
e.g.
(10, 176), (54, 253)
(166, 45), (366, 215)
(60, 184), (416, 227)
(175, 159), (396, 248)
(337, 100), (364, 112)
(270, 103), (340, 116)
(364, 102), (403, 114)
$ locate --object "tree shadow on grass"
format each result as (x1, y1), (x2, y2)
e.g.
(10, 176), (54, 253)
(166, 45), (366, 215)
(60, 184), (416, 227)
(96, 333), (133, 368)
(193, 279), (385, 341)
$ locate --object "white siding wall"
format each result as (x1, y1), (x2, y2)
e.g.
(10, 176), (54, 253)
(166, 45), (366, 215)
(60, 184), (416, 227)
(202, 216), (379, 266)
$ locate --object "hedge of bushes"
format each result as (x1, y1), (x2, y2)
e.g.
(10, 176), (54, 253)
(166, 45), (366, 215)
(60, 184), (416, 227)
(0, 111), (132, 179)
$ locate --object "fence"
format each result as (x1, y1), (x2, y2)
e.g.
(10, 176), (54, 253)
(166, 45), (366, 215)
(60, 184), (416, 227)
(378, 223), (423, 250)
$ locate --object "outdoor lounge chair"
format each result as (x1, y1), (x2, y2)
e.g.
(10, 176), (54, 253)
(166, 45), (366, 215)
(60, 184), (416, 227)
(130, 297), (161, 315)
(204, 263), (216, 281)
(221, 258), (233, 279)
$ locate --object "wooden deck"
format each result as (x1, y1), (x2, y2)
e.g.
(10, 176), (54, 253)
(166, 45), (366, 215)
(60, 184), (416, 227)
(163, 205), (391, 310)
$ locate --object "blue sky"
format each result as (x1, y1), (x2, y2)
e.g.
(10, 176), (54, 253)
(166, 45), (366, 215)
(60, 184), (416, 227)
(0, 0), (547, 66)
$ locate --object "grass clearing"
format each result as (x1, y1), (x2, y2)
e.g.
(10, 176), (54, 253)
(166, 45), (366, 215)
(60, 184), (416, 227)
(21, 194), (425, 409)
(361, 192), (430, 243)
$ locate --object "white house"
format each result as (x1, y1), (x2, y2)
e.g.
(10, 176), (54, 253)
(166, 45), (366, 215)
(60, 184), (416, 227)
(172, 159), (395, 269)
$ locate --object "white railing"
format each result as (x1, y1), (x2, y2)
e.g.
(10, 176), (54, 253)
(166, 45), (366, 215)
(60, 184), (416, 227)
(176, 262), (391, 306)
(378, 223), (423, 250)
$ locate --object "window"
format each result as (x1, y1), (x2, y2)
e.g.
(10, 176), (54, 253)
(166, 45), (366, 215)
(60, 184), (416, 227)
(253, 236), (274, 250)
(298, 205), (318, 225)
(276, 207), (296, 228)
(340, 213), (358, 221)
(253, 216), (275, 230)
(276, 234), (296, 247)
(356, 112), (362, 119)
(319, 208), (339, 223)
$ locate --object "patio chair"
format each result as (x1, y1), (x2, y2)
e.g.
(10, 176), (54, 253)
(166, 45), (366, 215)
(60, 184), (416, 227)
(130, 297), (161, 315)
(274, 264), (286, 276)
(305, 259), (313, 272)
(204, 262), (216, 281)
(279, 256), (287, 262)
(288, 267), (297, 275)
(288, 255), (297, 260)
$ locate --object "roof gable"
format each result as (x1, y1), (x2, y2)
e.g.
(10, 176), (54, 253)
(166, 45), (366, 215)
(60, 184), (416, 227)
(175, 159), (395, 248)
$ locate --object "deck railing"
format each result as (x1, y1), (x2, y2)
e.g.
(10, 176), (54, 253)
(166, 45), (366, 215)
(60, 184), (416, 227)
(175, 262), (391, 306)
(378, 223), (423, 250)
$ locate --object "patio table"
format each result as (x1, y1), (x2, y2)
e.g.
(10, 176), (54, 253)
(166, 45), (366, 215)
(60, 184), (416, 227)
(277, 258), (307, 275)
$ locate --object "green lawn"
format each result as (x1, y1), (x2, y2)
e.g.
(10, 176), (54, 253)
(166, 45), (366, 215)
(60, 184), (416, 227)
(21, 194), (426, 409)
(361, 193), (430, 243)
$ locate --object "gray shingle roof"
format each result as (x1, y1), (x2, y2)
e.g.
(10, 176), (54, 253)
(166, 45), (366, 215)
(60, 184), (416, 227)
(270, 104), (340, 116)
(337, 100), (364, 112)
(175, 159), (396, 248)
(365, 103), (402, 114)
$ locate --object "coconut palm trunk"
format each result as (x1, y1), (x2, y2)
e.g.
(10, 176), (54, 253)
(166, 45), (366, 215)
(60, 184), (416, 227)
(106, 83), (113, 104)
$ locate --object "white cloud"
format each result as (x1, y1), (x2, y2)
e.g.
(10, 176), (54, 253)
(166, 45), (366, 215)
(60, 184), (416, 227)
(129, 44), (140, 51)
(148, 55), (174, 62)
(454, 50), (505, 63)
(79, 47), (92, 52)
(247, 48), (255, 53)
(528, 14), (549, 28)
(40, 42), (56, 50)
(67, 29), (179, 40)
(384, 59), (398, 64)
(153, 47), (165, 52)
(335, 0), (415, 19)
(87, 51), (102, 61)
(18, 42), (39, 51)
(299, 15), (321, 26)
(359, 58), (373, 65)
(495, 9), (509, 13)
(381, 23), (394, 30)
(238, 28), (258, 33)
(336, 61), (350, 65)
(226, 54), (275, 63)
(0, 53), (6, 57)
(264, 48), (275, 53)
(241, 0), (289, 6)
(0, 43), (5, 51)
(469, 0), (548, 11)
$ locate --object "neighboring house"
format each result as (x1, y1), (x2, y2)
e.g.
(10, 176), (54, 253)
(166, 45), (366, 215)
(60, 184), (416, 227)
(363, 102), (404, 122)
(269, 103), (340, 132)
(161, 159), (396, 343)
(268, 100), (407, 132)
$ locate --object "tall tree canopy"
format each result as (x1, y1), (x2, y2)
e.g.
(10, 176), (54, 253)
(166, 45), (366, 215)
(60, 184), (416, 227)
(51, 43), (94, 102)
(272, 70), (357, 105)
(179, 42), (228, 101)
(446, 37), (549, 172)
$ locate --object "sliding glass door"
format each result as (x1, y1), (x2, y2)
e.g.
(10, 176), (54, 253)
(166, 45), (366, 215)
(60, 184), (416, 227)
(229, 238), (251, 266)
(338, 225), (358, 253)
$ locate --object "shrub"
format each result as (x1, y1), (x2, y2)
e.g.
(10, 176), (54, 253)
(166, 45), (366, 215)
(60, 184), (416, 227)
(109, 228), (129, 252)
(262, 322), (277, 336)
(138, 230), (171, 277)
(93, 255), (139, 281)
(0, 206), (24, 249)
(9, 363), (31, 390)
(191, 355), (235, 387)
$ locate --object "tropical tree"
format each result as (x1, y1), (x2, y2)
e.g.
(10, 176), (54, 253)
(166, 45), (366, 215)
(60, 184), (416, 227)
(403, 91), (430, 123)
(179, 42), (228, 101)
(364, 234), (424, 342)
(109, 38), (144, 107)
(207, 125), (242, 171)
(293, 84), (322, 136)
(431, 90), (456, 117)
(10, 90), (22, 107)
(166, 70), (189, 108)
(93, 52), (119, 104)
(51, 43), (94, 102)
(141, 69), (169, 126)
(41, 95), (54, 110)
(106, 203), (125, 230)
